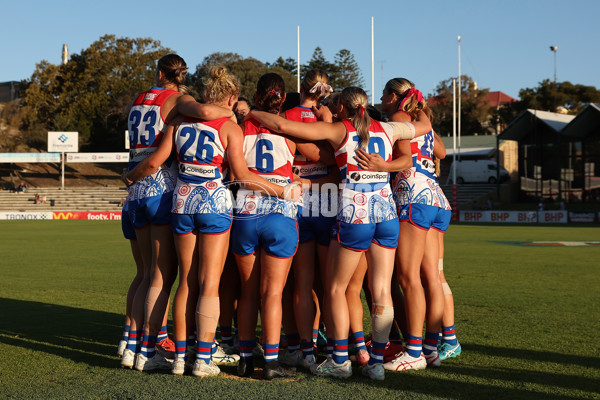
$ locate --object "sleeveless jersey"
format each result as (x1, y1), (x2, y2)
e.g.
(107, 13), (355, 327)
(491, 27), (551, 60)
(334, 119), (397, 224)
(127, 87), (178, 200)
(392, 130), (451, 210)
(286, 107), (329, 180)
(235, 117), (297, 218)
(172, 117), (233, 215)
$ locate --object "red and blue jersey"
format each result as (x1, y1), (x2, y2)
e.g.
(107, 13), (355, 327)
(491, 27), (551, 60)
(334, 119), (397, 224)
(174, 117), (228, 184)
(235, 117), (297, 218)
(392, 129), (450, 210)
(128, 87), (178, 170)
(127, 87), (178, 200)
(285, 106), (329, 179)
(172, 117), (234, 215)
(335, 119), (394, 191)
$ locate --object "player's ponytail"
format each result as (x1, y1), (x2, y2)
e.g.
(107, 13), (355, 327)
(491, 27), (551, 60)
(157, 53), (190, 94)
(255, 73), (286, 114)
(340, 87), (371, 149)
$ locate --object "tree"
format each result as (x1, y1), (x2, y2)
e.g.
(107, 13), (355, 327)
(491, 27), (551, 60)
(302, 47), (336, 78)
(428, 75), (491, 137)
(332, 49), (364, 90)
(190, 52), (297, 101)
(266, 57), (297, 75)
(519, 79), (600, 114)
(20, 35), (169, 151)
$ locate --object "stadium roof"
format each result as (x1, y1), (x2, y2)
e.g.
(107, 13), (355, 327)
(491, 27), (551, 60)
(498, 109), (575, 141)
(561, 103), (600, 140)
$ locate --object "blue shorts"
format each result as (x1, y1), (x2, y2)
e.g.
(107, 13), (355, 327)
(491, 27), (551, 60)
(331, 218), (399, 251)
(298, 214), (337, 246)
(231, 213), (299, 258)
(121, 209), (136, 240)
(127, 192), (173, 228)
(172, 212), (232, 235)
(398, 204), (451, 232)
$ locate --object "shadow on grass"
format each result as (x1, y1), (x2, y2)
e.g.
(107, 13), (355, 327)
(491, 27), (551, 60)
(466, 342), (600, 369)
(0, 297), (124, 368)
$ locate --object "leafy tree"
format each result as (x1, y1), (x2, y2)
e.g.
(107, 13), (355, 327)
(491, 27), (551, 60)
(20, 35), (169, 151)
(332, 49), (364, 90)
(519, 79), (600, 114)
(302, 47), (336, 78)
(266, 57), (297, 75)
(191, 52), (297, 101)
(428, 75), (490, 137)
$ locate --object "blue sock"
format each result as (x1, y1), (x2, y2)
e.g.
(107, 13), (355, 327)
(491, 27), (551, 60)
(264, 343), (279, 363)
(333, 339), (348, 364)
(220, 326), (233, 347)
(301, 341), (314, 359)
(423, 332), (438, 356)
(239, 340), (255, 359)
(351, 331), (367, 352)
(121, 324), (130, 342)
(196, 340), (212, 365)
(286, 333), (300, 353)
(140, 334), (157, 358)
(368, 340), (386, 365)
(126, 330), (138, 352)
(157, 326), (168, 342)
(389, 330), (403, 345)
(405, 334), (422, 358)
(442, 325), (458, 346)
(175, 340), (186, 360)
(187, 334), (197, 350)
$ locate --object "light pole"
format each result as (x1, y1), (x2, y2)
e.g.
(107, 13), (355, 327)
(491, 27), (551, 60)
(550, 45), (558, 110)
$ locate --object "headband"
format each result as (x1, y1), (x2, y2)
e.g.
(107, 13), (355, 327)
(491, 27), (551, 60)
(268, 89), (281, 98)
(399, 87), (424, 110)
(309, 82), (333, 98)
(357, 104), (365, 118)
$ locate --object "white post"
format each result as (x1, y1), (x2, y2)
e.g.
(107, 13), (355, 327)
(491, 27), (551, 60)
(371, 16), (375, 106)
(61, 152), (65, 190)
(457, 35), (461, 159)
(297, 26), (301, 92)
(452, 78), (457, 185)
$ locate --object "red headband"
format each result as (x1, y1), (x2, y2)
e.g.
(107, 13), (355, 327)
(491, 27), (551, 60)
(399, 87), (424, 110)
(357, 104), (365, 118)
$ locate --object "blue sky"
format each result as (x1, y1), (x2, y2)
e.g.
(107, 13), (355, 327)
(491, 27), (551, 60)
(1, 0), (598, 101)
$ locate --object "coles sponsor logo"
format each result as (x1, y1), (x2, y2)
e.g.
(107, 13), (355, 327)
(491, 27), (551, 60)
(356, 209), (367, 219)
(178, 184), (191, 196)
(206, 181), (218, 190)
(354, 193), (367, 205)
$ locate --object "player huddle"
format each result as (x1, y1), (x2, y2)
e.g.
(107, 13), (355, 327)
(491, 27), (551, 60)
(117, 53), (462, 381)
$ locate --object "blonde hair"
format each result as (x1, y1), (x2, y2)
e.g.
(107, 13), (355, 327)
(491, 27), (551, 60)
(301, 69), (332, 103)
(157, 53), (189, 94)
(202, 65), (241, 104)
(340, 87), (371, 149)
(384, 78), (433, 121)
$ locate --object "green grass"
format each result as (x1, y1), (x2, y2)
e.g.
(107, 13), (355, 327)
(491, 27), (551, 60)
(1, 221), (599, 399)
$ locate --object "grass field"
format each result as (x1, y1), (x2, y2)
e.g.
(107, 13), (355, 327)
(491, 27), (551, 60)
(1, 221), (599, 399)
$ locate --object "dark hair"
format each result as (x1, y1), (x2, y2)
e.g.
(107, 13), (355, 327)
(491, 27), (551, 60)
(255, 73), (285, 114)
(157, 54), (189, 93)
(237, 96), (251, 107)
(281, 92), (301, 112)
